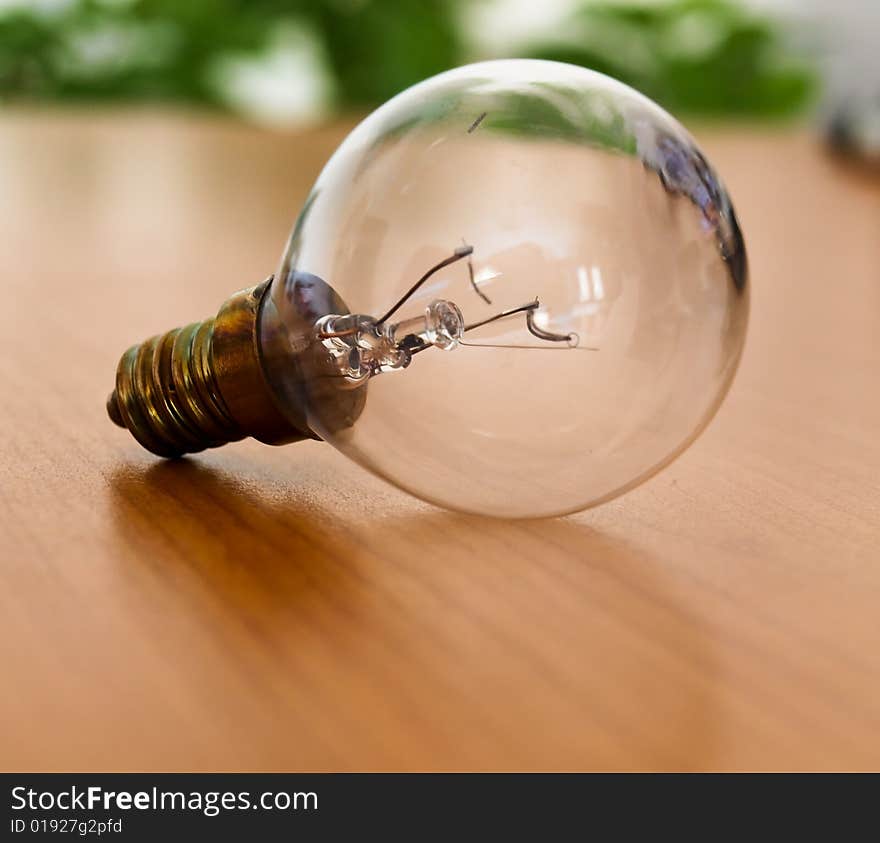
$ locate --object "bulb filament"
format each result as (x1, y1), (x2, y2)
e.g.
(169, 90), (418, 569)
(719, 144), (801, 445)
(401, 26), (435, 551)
(315, 245), (588, 382)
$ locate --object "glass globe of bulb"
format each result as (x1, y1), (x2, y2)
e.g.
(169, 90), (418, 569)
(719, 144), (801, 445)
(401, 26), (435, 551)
(259, 59), (748, 518)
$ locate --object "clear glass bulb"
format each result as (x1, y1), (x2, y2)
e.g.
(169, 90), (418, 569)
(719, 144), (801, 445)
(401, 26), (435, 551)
(259, 59), (748, 518)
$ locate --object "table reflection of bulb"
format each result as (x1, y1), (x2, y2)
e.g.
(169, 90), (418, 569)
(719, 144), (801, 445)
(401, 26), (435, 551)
(108, 59), (748, 518)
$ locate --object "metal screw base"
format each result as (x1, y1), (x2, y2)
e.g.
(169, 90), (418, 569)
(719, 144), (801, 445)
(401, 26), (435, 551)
(107, 280), (310, 458)
(107, 317), (244, 458)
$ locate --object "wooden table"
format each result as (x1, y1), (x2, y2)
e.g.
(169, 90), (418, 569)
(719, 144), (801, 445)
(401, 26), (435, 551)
(1, 111), (878, 771)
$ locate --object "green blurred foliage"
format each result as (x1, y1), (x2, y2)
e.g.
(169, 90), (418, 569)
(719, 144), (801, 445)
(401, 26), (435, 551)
(0, 0), (815, 118)
(308, 0), (459, 106)
(528, 0), (816, 116)
(0, 0), (461, 109)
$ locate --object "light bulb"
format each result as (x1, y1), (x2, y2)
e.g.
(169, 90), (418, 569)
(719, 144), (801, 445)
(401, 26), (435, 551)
(108, 59), (748, 518)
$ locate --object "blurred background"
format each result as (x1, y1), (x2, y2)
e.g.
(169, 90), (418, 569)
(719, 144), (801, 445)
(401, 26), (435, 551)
(0, 0), (875, 136)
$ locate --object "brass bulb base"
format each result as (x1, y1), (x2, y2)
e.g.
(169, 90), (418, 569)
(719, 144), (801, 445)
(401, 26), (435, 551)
(107, 279), (311, 458)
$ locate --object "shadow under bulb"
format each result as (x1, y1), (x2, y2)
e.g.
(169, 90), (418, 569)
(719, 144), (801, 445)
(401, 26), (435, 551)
(107, 59), (748, 519)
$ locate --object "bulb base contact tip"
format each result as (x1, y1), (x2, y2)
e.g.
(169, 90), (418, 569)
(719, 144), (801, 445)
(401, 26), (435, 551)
(107, 279), (311, 458)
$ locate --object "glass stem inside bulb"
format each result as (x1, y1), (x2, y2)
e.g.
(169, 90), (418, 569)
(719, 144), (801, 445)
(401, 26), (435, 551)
(313, 246), (585, 384)
(316, 298), (465, 382)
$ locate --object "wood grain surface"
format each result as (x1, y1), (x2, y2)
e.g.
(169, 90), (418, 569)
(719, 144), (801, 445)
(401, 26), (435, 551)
(1, 110), (878, 771)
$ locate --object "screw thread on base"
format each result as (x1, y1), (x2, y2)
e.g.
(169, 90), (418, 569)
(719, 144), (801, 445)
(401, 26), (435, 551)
(107, 318), (244, 458)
